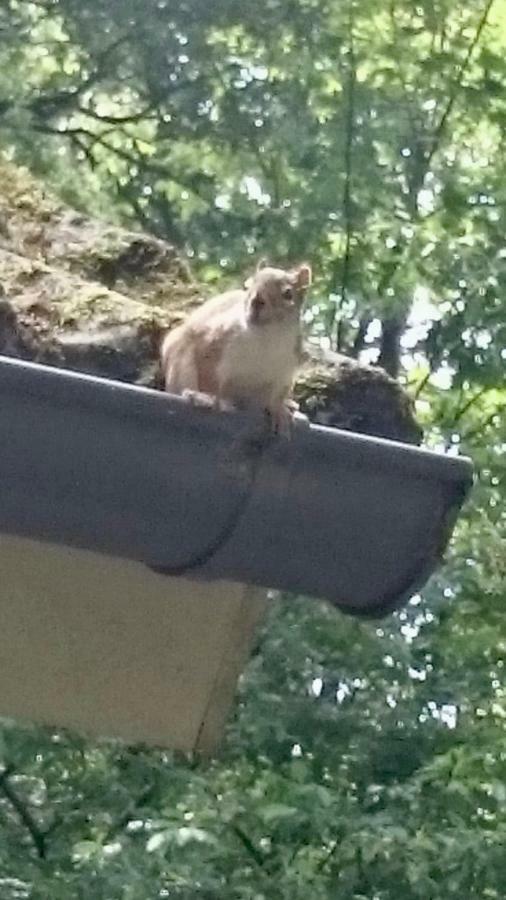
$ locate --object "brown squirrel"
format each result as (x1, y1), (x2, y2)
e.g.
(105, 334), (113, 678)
(160, 261), (311, 433)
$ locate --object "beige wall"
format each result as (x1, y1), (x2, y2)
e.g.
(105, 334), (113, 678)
(0, 534), (268, 753)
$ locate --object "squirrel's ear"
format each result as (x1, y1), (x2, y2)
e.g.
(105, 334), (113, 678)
(245, 258), (270, 289)
(293, 263), (312, 288)
(245, 258), (268, 289)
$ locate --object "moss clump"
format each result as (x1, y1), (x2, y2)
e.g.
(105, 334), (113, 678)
(0, 159), (422, 442)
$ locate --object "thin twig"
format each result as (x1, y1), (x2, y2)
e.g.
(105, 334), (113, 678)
(231, 824), (265, 868)
(425, 0), (496, 167)
(317, 837), (341, 873)
(201, 783), (266, 871)
(451, 386), (488, 426)
(413, 369), (432, 400)
(114, 178), (164, 236)
(69, 133), (98, 170)
(103, 782), (158, 845)
(460, 404), (505, 443)
(79, 104), (158, 127)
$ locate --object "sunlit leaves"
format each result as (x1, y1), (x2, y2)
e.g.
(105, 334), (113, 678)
(0, 0), (506, 897)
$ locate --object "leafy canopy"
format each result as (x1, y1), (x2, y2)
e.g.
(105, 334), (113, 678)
(0, 0), (505, 897)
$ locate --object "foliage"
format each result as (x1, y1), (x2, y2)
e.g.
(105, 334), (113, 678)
(0, 0), (505, 897)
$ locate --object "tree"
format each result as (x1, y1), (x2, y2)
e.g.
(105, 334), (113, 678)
(0, 0), (505, 897)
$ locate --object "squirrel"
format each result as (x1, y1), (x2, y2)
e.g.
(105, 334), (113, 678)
(160, 261), (311, 434)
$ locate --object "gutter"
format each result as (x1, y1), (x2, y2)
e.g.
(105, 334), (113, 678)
(0, 354), (473, 617)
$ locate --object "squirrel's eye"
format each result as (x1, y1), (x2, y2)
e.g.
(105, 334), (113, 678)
(283, 287), (294, 301)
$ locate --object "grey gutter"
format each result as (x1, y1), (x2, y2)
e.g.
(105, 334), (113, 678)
(0, 354), (473, 616)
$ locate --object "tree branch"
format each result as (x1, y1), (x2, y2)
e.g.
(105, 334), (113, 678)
(378, 315), (405, 377)
(351, 312), (371, 358)
(334, 2), (356, 351)
(28, 31), (136, 120)
(33, 121), (213, 205)
(369, 0), (496, 373)
(0, 767), (47, 860)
